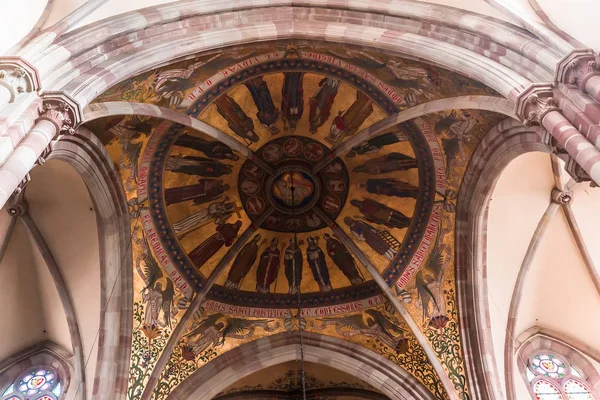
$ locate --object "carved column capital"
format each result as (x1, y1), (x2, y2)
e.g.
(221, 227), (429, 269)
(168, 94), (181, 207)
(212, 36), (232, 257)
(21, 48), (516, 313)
(514, 84), (559, 127)
(551, 188), (573, 205)
(556, 49), (600, 89)
(38, 92), (83, 135)
(6, 187), (28, 216)
(0, 57), (40, 102)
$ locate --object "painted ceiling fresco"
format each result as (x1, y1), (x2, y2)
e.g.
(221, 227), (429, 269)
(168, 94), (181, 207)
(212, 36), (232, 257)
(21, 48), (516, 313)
(216, 361), (384, 399)
(87, 40), (505, 400)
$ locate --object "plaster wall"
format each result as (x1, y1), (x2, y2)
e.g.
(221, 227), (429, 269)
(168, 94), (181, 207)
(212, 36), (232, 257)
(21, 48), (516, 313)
(570, 183), (600, 277)
(537, 0), (600, 50)
(26, 160), (101, 400)
(0, 218), (50, 362)
(486, 151), (555, 394)
(0, 0), (46, 55)
(42, 0), (86, 29)
(516, 209), (600, 358)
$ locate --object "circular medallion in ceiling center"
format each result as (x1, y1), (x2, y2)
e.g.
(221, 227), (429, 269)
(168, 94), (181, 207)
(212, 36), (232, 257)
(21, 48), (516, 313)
(271, 170), (316, 209)
(238, 136), (349, 233)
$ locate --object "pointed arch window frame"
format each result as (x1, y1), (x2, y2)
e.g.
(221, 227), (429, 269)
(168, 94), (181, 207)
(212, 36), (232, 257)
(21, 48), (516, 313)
(1, 365), (62, 400)
(0, 342), (71, 400)
(525, 351), (596, 399)
(517, 333), (600, 400)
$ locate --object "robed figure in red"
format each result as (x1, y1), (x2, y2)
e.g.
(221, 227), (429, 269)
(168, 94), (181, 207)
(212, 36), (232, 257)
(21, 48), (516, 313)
(214, 94), (259, 144)
(188, 220), (242, 269)
(165, 179), (229, 206)
(351, 199), (411, 229)
(281, 72), (305, 132)
(323, 233), (364, 285)
(309, 77), (340, 133)
(256, 238), (281, 293)
(224, 234), (261, 289)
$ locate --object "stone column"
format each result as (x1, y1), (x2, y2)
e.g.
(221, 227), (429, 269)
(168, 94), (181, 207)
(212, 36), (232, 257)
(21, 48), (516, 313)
(557, 50), (600, 107)
(0, 58), (40, 109)
(517, 85), (600, 184)
(0, 95), (80, 209)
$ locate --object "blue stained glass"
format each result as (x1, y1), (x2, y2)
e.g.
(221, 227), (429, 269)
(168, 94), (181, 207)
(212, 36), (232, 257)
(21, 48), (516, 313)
(2, 383), (14, 395)
(51, 382), (61, 397)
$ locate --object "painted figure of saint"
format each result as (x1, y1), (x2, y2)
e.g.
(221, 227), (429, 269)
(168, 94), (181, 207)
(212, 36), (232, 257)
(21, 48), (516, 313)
(347, 132), (407, 158)
(284, 238), (303, 295)
(344, 217), (400, 261)
(351, 199), (411, 229)
(309, 77), (341, 134)
(166, 155), (233, 177)
(327, 91), (374, 144)
(188, 220), (242, 269)
(352, 152), (418, 174)
(165, 179), (229, 206)
(174, 133), (239, 160)
(225, 234), (261, 289)
(281, 72), (305, 131)
(142, 282), (164, 326)
(323, 233), (364, 285)
(172, 198), (235, 235)
(244, 77), (280, 135)
(359, 179), (419, 199)
(306, 237), (332, 292)
(256, 238), (281, 293)
(214, 94), (259, 144)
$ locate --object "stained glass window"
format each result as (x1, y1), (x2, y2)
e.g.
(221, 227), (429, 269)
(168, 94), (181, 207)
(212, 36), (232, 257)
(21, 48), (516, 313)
(533, 379), (564, 399)
(0, 366), (62, 400)
(1, 385), (14, 396)
(532, 355), (567, 379)
(525, 352), (598, 400)
(564, 379), (594, 400)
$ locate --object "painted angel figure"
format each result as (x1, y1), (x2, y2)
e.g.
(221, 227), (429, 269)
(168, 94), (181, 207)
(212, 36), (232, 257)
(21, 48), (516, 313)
(136, 238), (176, 328)
(385, 59), (436, 102)
(142, 280), (176, 328)
(434, 110), (477, 185)
(182, 314), (227, 356)
(152, 54), (222, 109)
(317, 309), (407, 352)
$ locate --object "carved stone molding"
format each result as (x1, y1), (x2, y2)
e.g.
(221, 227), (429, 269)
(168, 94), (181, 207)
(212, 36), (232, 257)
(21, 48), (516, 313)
(514, 84), (559, 127)
(38, 92), (83, 135)
(550, 188), (573, 205)
(6, 190), (28, 217)
(0, 57), (40, 102)
(564, 157), (597, 186)
(556, 49), (600, 89)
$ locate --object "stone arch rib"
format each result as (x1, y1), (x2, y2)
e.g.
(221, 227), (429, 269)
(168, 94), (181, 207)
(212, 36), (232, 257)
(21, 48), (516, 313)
(455, 118), (551, 400)
(48, 126), (133, 400)
(168, 331), (435, 400)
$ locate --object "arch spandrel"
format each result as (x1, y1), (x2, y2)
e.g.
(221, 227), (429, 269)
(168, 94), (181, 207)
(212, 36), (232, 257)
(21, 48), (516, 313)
(82, 40), (508, 400)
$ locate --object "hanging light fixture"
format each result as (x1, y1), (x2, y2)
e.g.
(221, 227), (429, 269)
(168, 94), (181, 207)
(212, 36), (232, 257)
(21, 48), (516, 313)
(290, 176), (307, 400)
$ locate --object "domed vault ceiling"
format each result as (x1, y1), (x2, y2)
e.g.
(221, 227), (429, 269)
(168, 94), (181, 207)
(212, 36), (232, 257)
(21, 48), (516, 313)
(87, 41), (505, 400)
